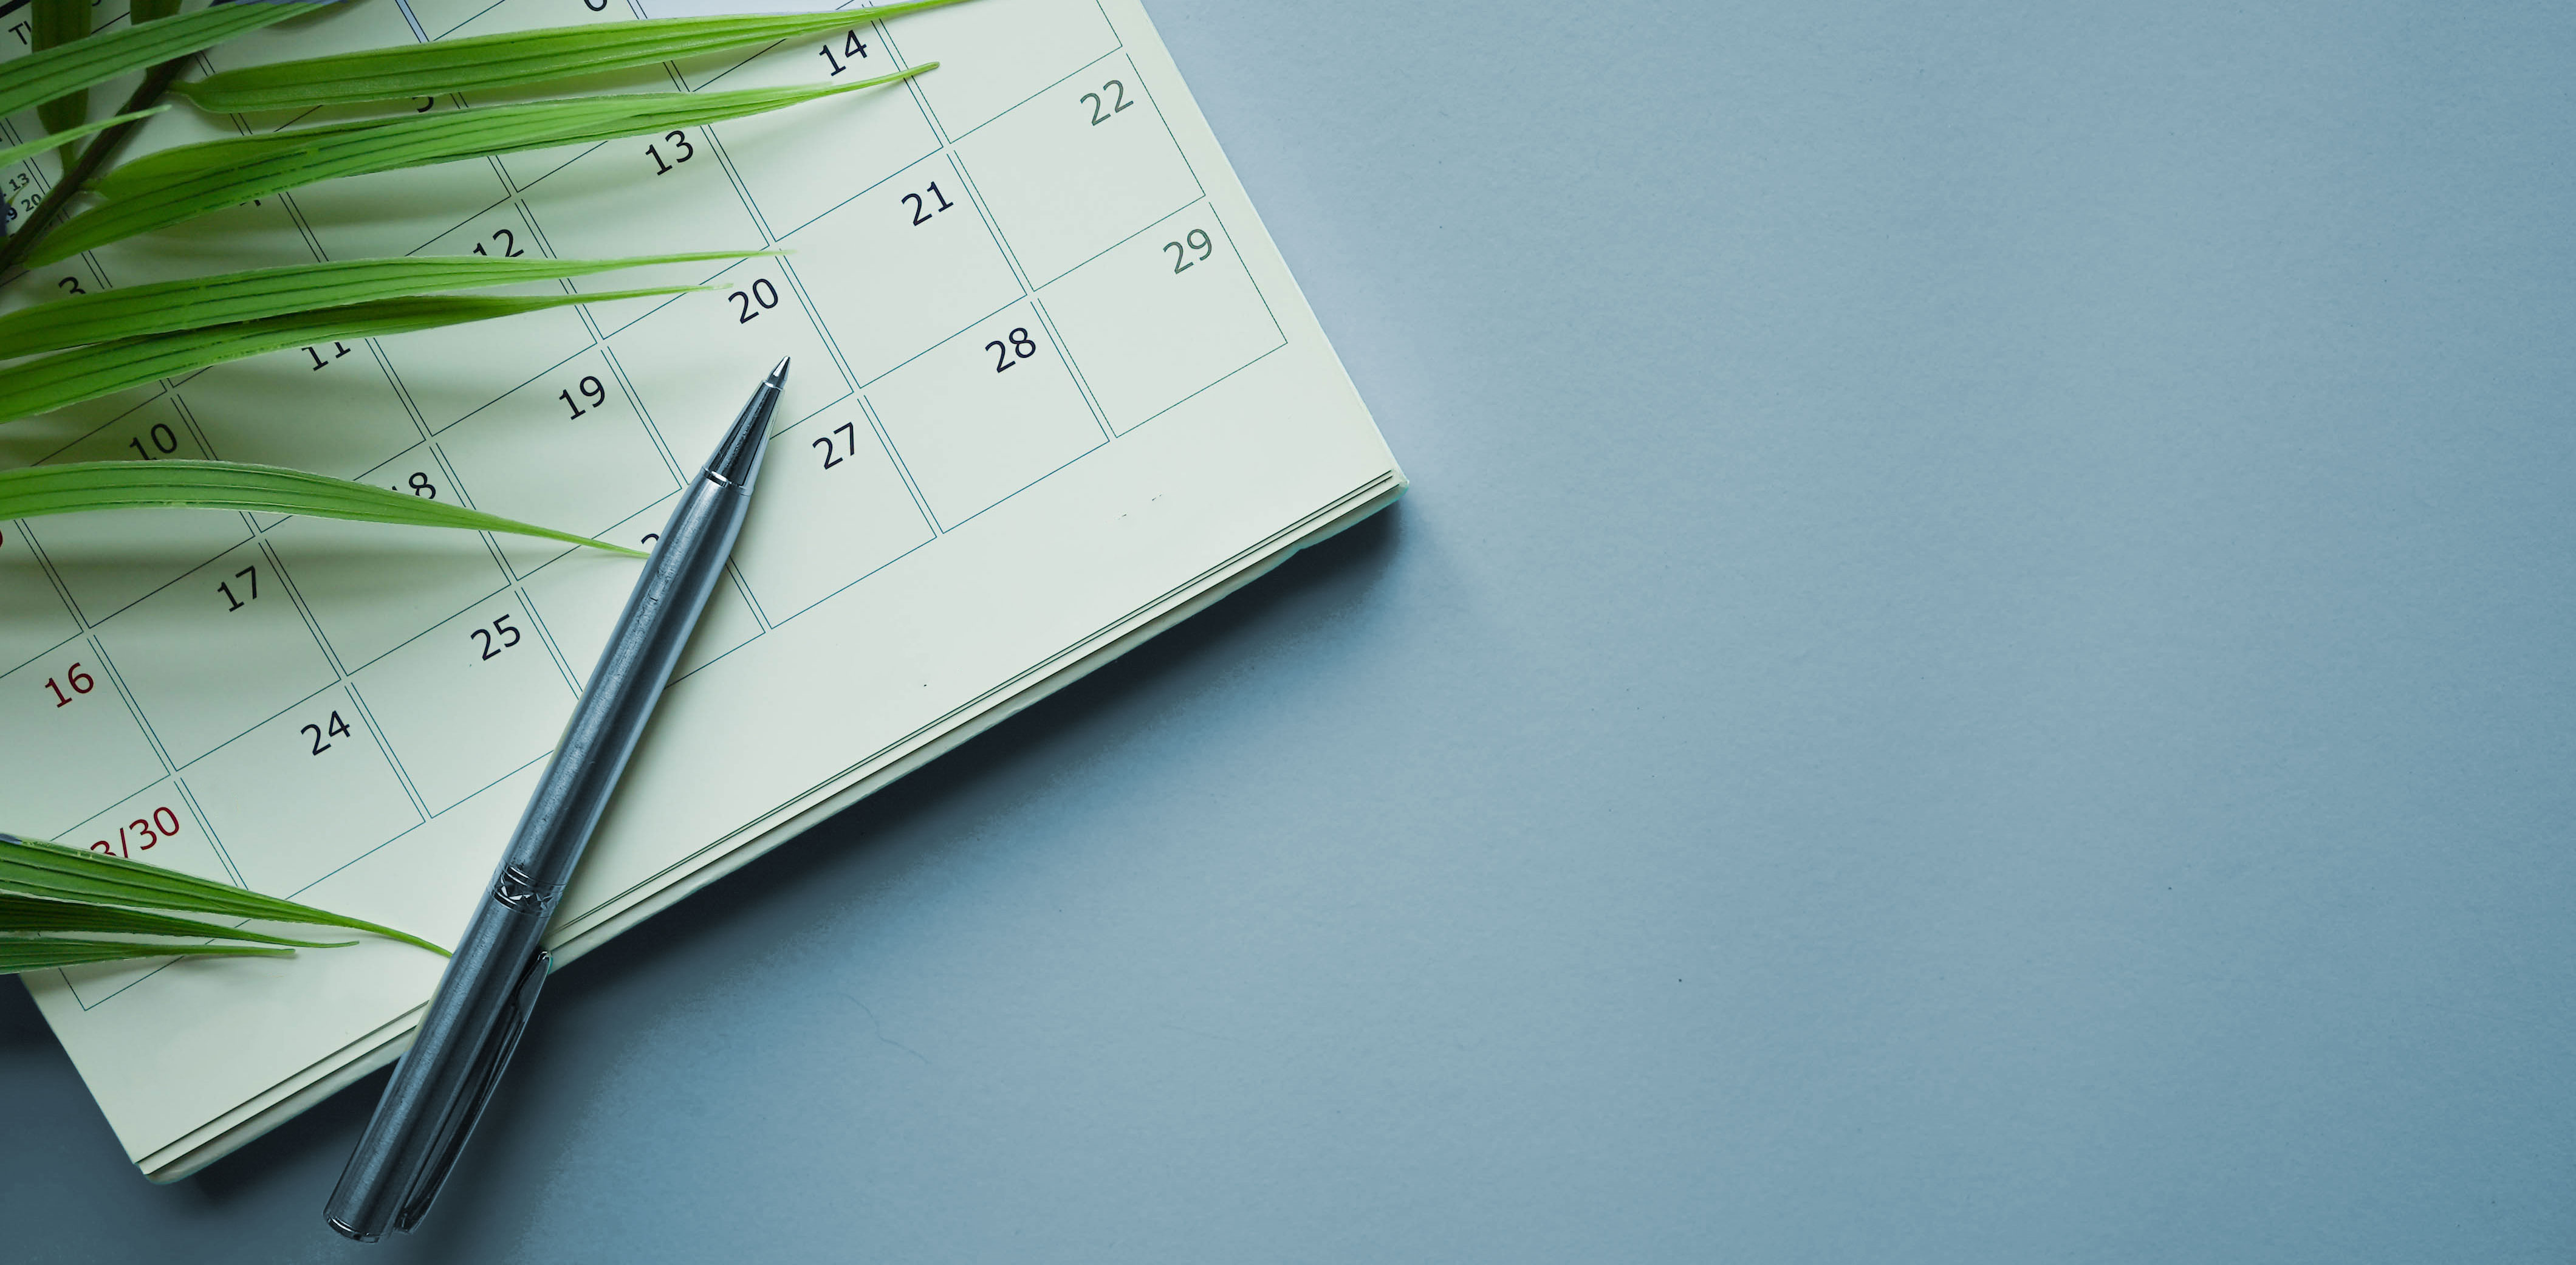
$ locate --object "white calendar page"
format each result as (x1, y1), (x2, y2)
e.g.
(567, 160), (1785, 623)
(0, 0), (1402, 1178)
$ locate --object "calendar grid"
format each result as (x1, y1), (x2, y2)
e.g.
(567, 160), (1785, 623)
(170, 778), (247, 888)
(5, 0), (1329, 1015)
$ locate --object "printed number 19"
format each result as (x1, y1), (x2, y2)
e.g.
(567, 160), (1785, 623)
(561, 375), (608, 419)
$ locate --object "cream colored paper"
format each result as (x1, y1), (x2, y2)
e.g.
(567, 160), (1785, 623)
(0, 0), (1400, 1176)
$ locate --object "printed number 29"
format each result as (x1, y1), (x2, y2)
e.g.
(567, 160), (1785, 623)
(1165, 228), (1214, 273)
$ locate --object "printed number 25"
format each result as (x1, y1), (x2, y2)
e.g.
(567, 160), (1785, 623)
(471, 614), (522, 661)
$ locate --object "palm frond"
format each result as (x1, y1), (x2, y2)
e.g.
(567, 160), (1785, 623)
(0, 461), (645, 557)
(0, 893), (351, 948)
(176, 1), (967, 112)
(30, 0), (93, 146)
(39, 68), (925, 264)
(0, 250), (762, 355)
(0, 289), (692, 419)
(0, 106), (166, 174)
(0, 835), (445, 955)
(0, 938), (293, 974)
(0, 1), (319, 121)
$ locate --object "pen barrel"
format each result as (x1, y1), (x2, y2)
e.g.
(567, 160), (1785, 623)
(503, 473), (753, 901)
(326, 474), (755, 1240)
(324, 893), (549, 1239)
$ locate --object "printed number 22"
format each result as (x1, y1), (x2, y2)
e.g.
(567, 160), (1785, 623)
(1082, 80), (1133, 126)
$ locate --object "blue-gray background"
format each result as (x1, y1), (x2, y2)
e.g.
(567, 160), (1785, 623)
(10, 1), (2575, 1260)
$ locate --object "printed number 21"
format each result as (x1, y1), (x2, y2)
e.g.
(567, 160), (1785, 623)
(904, 182), (954, 226)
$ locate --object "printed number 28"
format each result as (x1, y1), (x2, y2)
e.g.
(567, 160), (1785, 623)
(988, 327), (1038, 373)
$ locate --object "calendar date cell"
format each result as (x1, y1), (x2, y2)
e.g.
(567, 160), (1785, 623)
(0, 643), (165, 838)
(185, 684), (420, 897)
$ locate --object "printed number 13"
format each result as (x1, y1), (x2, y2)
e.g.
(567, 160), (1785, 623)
(646, 129), (694, 174)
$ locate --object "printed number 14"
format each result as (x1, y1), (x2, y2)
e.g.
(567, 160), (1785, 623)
(817, 29), (868, 75)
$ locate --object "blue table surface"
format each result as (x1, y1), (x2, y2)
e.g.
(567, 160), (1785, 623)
(10, 2), (2575, 1260)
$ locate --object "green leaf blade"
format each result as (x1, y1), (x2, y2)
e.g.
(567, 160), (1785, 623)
(31, 0), (92, 146)
(0, 893), (352, 947)
(44, 69), (927, 263)
(0, 250), (762, 356)
(0, 2), (325, 122)
(0, 937), (295, 975)
(173, 0), (970, 112)
(0, 460), (646, 558)
(0, 106), (166, 175)
(0, 835), (449, 955)
(0, 290), (693, 419)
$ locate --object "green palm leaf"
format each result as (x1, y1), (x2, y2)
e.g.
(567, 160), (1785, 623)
(38, 68), (927, 264)
(176, 1), (969, 112)
(0, 938), (293, 974)
(0, 1), (321, 122)
(30, 0), (92, 146)
(0, 461), (645, 557)
(0, 893), (351, 948)
(0, 106), (166, 174)
(0, 289), (691, 420)
(0, 250), (762, 356)
(0, 835), (445, 955)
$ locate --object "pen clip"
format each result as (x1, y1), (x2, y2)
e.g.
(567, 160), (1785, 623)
(393, 947), (550, 1233)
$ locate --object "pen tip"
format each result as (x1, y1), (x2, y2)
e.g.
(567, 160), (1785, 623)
(769, 357), (791, 385)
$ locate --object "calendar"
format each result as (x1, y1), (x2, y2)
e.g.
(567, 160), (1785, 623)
(0, 0), (1403, 1178)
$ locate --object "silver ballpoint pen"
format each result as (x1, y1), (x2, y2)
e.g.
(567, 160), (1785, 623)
(327, 360), (788, 1241)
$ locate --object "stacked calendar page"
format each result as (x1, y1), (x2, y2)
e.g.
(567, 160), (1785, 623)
(0, 0), (1403, 1179)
